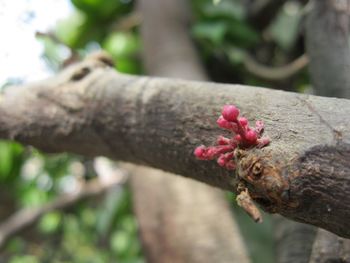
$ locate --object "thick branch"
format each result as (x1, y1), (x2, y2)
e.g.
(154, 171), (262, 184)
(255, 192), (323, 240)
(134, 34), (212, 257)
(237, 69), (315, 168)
(1, 56), (350, 237)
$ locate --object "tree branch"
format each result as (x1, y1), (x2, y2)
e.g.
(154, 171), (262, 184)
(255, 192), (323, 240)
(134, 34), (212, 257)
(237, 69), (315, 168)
(1, 54), (350, 237)
(244, 53), (309, 81)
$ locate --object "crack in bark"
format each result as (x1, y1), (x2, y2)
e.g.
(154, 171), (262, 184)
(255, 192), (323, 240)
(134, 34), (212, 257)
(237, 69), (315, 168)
(298, 96), (343, 142)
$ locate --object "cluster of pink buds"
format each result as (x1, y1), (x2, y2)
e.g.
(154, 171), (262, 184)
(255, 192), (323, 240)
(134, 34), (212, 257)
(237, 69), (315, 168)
(194, 105), (270, 170)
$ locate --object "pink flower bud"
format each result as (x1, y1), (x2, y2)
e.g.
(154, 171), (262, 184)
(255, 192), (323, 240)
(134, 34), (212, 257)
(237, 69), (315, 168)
(245, 130), (257, 143)
(222, 105), (239, 122)
(234, 134), (242, 142)
(217, 155), (226, 167)
(217, 116), (232, 130)
(238, 117), (248, 126)
(194, 145), (206, 159)
(217, 136), (230, 145)
(205, 147), (217, 159)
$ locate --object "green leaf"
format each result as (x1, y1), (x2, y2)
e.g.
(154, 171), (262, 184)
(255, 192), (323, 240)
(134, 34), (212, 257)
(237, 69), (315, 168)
(103, 32), (140, 58)
(192, 21), (228, 45)
(269, 2), (302, 51)
(103, 32), (141, 74)
(55, 11), (86, 47)
(111, 230), (130, 255)
(226, 20), (259, 47)
(39, 211), (62, 234)
(202, 0), (245, 20)
(71, 0), (132, 21)
(0, 142), (24, 181)
(10, 255), (39, 263)
(226, 46), (246, 64)
(20, 187), (48, 207)
(96, 189), (123, 236)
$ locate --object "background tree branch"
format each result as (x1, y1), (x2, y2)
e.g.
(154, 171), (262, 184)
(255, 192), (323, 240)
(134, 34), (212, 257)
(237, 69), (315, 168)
(0, 171), (126, 250)
(305, 0), (350, 98)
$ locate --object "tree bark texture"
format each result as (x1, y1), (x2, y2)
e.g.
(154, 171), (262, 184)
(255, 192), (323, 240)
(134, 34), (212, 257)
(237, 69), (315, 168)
(0, 54), (350, 237)
(305, 0), (350, 98)
(128, 0), (251, 262)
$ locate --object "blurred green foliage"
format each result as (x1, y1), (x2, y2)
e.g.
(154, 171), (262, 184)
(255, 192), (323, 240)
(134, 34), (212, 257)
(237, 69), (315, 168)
(0, 0), (310, 262)
(0, 142), (24, 182)
(191, 0), (307, 88)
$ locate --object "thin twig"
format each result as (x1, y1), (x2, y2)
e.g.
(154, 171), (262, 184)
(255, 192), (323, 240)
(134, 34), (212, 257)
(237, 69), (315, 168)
(0, 166), (127, 249)
(244, 53), (309, 80)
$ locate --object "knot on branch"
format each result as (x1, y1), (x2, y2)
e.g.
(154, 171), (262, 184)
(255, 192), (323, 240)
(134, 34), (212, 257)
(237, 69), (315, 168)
(235, 149), (292, 214)
(69, 51), (115, 82)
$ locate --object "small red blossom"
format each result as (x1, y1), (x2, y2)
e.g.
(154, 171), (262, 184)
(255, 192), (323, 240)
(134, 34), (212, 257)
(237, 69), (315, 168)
(194, 105), (270, 170)
(222, 105), (239, 122)
(238, 117), (248, 127)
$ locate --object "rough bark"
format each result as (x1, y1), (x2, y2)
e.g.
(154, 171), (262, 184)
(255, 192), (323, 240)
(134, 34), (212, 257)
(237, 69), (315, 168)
(305, 0), (350, 98)
(0, 54), (350, 237)
(129, 0), (250, 262)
